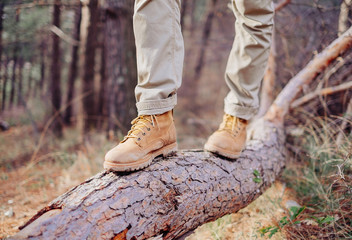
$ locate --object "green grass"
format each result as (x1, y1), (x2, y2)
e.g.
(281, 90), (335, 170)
(282, 116), (352, 239)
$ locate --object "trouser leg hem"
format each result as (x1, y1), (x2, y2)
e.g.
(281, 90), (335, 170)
(137, 94), (177, 115)
(224, 101), (258, 121)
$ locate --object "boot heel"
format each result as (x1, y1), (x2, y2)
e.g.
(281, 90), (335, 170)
(162, 143), (178, 157)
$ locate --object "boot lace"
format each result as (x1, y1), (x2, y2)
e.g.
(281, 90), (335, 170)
(220, 114), (246, 135)
(121, 115), (160, 143)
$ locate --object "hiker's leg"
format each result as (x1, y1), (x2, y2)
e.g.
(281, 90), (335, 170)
(134, 0), (184, 115)
(224, 0), (274, 120)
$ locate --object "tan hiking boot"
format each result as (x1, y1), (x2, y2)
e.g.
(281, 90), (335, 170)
(104, 110), (177, 172)
(204, 114), (248, 159)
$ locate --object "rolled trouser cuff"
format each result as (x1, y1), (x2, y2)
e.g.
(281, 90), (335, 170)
(224, 99), (258, 120)
(136, 94), (177, 115)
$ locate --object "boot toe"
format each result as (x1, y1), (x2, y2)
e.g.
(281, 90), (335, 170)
(205, 131), (233, 150)
(104, 143), (141, 166)
(204, 130), (244, 159)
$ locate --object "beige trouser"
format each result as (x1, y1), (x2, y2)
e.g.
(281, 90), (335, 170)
(134, 0), (274, 120)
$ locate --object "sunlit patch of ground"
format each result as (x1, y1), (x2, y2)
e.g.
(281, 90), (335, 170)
(187, 181), (298, 240)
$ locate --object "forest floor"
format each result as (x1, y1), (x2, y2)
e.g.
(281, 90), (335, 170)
(1, 106), (351, 239)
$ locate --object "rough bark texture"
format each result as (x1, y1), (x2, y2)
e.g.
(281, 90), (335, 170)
(17, 59), (24, 106)
(0, 2), (4, 103)
(105, 0), (136, 136)
(9, 9), (19, 108)
(338, 0), (352, 36)
(64, 0), (82, 125)
(1, 57), (8, 111)
(82, 0), (99, 130)
(97, 23), (107, 130)
(50, 0), (63, 137)
(38, 38), (47, 97)
(14, 119), (285, 240)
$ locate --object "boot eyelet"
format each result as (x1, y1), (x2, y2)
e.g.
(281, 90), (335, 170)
(142, 132), (146, 136)
(147, 128), (151, 131)
(137, 137), (141, 141)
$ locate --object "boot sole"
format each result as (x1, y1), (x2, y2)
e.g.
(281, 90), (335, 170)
(104, 142), (177, 172)
(204, 143), (241, 159)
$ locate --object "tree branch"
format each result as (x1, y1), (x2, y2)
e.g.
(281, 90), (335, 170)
(265, 26), (352, 122)
(49, 25), (80, 46)
(291, 80), (352, 108)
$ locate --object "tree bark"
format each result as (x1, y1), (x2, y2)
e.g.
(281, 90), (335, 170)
(17, 58), (24, 106)
(26, 62), (33, 99)
(338, 0), (352, 36)
(50, 0), (63, 137)
(9, 46), (17, 108)
(1, 57), (8, 111)
(0, 2), (4, 105)
(105, 0), (136, 136)
(64, 0), (82, 125)
(97, 22), (107, 130)
(9, 6), (20, 109)
(12, 14), (352, 240)
(82, 0), (99, 131)
(38, 37), (47, 97)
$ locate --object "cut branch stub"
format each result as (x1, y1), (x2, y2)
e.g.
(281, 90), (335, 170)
(13, 120), (285, 240)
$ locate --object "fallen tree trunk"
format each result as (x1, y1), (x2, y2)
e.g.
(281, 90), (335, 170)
(13, 26), (352, 240)
(14, 120), (285, 240)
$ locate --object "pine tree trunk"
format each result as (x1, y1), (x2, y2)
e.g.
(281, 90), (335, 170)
(1, 58), (8, 111)
(9, 48), (17, 108)
(26, 62), (33, 99)
(50, 0), (63, 137)
(97, 22), (107, 130)
(39, 38), (47, 97)
(64, 1), (82, 125)
(0, 2), (4, 109)
(82, 0), (99, 131)
(9, 1), (21, 108)
(17, 59), (24, 106)
(105, 0), (136, 136)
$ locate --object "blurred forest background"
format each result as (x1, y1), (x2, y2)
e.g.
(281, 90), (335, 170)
(0, 0), (351, 239)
